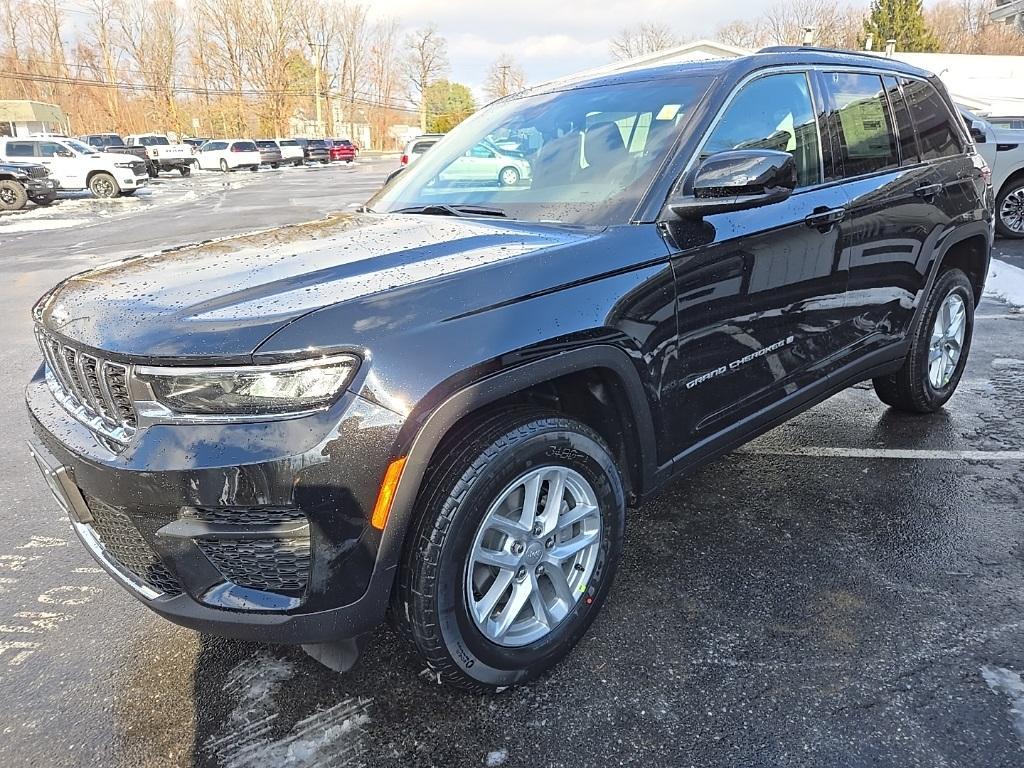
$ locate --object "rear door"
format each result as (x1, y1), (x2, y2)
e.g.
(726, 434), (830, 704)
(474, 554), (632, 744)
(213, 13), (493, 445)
(817, 70), (940, 356)
(662, 70), (851, 456)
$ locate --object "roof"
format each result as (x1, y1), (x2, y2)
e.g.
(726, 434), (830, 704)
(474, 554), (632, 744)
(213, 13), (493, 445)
(0, 100), (66, 124)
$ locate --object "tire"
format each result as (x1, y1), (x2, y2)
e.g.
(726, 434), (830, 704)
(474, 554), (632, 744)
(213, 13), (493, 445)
(873, 268), (975, 413)
(995, 177), (1024, 239)
(250, 165), (259, 172)
(394, 408), (625, 692)
(29, 193), (56, 206)
(499, 166), (520, 186)
(219, 159), (229, 173)
(320, 159), (328, 165)
(88, 172), (120, 198)
(147, 164), (158, 178)
(0, 180), (28, 211)
(294, 159), (303, 167)
(179, 165), (191, 177)
(271, 163), (279, 169)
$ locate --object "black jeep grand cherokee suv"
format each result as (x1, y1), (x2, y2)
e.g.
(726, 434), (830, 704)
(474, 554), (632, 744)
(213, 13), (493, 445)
(27, 49), (992, 692)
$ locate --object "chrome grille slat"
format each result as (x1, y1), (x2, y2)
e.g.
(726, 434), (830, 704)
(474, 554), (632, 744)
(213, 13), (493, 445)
(35, 328), (138, 446)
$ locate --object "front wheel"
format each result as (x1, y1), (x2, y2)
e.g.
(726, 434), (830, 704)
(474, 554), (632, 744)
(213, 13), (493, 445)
(0, 180), (28, 211)
(88, 172), (120, 198)
(499, 166), (520, 186)
(873, 268), (975, 413)
(395, 409), (625, 692)
(219, 159), (230, 172)
(996, 178), (1024, 239)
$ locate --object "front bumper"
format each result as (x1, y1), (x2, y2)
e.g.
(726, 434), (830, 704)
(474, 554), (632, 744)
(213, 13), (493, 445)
(120, 174), (149, 189)
(26, 366), (404, 643)
(25, 178), (58, 195)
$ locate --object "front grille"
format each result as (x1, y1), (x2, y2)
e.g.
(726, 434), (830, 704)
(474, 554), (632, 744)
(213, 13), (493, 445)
(36, 328), (137, 444)
(198, 537), (311, 594)
(27, 165), (47, 178)
(184, 507), (306, 526)
(83, 494), (182, 596)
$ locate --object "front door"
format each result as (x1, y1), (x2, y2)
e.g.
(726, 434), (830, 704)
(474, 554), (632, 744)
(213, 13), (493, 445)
(36, 141), (85, 189)
(661, 70), (851, 458)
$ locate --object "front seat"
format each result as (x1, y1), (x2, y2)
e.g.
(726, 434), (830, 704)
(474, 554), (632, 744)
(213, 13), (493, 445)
(579, 122), (628, 181)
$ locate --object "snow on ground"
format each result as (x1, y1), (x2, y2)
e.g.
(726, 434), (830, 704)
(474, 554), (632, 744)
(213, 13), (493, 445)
(985, 258), (1024, 308)
(981, 666), (1024, 746)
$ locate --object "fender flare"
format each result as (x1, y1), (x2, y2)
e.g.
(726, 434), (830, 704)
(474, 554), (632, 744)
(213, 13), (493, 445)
(371, 344), (659, 581)
(910, 220), (992, 331)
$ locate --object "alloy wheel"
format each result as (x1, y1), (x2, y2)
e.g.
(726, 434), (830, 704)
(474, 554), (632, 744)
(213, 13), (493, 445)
(0, 186), (16, 205)
(93, 177), (114, 197)
(928, 292), (966, 389)
(465, 465), (602, 647)
(1000, 187), (1024, 234)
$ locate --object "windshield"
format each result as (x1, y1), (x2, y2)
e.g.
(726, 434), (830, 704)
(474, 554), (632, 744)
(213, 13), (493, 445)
(65, 139), (97, 154)
(369, 75), (712, 225)
(256, 141), (277, 148)
(279, 139), (298, 147)
(140, 136), (170, 146)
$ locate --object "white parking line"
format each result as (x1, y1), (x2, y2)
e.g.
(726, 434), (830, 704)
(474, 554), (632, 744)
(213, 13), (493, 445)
(736, 446), (1024, 461)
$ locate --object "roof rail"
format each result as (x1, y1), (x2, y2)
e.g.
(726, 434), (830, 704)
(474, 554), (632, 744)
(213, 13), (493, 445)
(757, 45), (888, 61)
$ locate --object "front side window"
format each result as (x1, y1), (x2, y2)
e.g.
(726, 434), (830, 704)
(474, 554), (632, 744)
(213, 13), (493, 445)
(824, 72), (899, 177)
(64, 139), (96, 155)
(901, 78), (963, 161)
(702, 72), (821, 188)
(37, 141), (70, 158)
(370, 75), (713, 225)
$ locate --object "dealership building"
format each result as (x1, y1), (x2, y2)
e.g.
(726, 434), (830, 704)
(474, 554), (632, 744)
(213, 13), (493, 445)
(0, 100), (69, 138)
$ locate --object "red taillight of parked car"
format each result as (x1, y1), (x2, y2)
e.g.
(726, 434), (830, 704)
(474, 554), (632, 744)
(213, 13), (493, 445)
(400, 154), (409, 166)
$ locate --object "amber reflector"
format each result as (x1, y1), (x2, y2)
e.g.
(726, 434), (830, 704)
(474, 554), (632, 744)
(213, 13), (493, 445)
(371, 456), (407, 530)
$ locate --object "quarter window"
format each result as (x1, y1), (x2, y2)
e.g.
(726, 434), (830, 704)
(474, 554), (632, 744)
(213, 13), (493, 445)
(901, 78), (963, 161)
(703, 72), (821, 188)
(824, 72), (899, 177)
(882, 76), (918, 165)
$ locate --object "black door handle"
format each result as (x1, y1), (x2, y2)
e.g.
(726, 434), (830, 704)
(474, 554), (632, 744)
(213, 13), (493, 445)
(804, 207), (846, 231)
(915, 183), (943, 200)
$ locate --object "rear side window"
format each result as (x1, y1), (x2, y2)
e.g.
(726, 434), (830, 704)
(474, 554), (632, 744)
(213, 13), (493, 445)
(702, 72), (821, 188)
(901, 78), (963, 160)
(882, 76), (918, 165)
(5, 141), (36, 157)
(823, 72), (898, 177)
(412, 141), (436, 155)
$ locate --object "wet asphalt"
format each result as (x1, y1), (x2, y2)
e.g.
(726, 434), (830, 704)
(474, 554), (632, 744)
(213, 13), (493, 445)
(0, 164), (1022, 767)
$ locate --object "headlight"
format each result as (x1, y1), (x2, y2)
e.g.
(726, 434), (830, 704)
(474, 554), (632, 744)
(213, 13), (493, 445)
(135, 355), (358, 416)
(114, 162), (135, 168)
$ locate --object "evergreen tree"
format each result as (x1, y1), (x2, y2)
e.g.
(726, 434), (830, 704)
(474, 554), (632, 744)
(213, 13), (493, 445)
(862, 0), (939, 53)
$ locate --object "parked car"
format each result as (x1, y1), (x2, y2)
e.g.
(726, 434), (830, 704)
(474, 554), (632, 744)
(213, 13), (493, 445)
(255, 140), (283, 168)
(437, 141), (531, 186)
(276, 138), (305, 166)
(124, 134), (194, 176)
(194, 139), (261, 172)
(182, 137), (210, 154)
(25, 48), (992, 692)
(294, 138), (330, 164)
(400, 134), (443, 166)
(328, 139), (357, 163)
(0, 136), (147, 198)
(960, 108), (1024, 238)
(0, 160), (58, 211)
(79, 134), (150, 167)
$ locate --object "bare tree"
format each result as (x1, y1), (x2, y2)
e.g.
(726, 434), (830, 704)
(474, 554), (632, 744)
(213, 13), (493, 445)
(609, 22), (680, 61)
(118, 0), (185, 132)
(928, 0), (1024, 54)
(404, 24), (448, 132)
(247, 0), (303, 137)
(367, 17), (406, 148)
(77, 0), (125, 125)
(194, 0), (250, 134)
(762, 0), (862, 49)
(483, 53), (526, 101)
(716, 20), (768, 49)
(337, 2), (371, 140)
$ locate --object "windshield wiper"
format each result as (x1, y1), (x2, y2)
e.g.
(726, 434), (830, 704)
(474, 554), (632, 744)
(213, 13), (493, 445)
(393, 203), (510, 218)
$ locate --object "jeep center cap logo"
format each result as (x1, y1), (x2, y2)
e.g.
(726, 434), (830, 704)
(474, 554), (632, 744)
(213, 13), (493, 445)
(524, 542), (544, 565)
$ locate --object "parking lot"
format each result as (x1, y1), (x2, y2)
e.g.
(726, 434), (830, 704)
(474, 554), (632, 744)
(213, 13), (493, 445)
(0, 160), (1023, 767)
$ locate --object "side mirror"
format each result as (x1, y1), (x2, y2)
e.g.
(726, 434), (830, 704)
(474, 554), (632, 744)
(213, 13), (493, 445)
(668, 149), (797, 219)
(57, 148), (74, 158)
(969, 120), (987, 144)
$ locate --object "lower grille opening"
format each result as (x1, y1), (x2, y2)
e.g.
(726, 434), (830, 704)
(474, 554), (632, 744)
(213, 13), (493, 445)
(82, 494), (182, 596)
(197, 537), (311, 595)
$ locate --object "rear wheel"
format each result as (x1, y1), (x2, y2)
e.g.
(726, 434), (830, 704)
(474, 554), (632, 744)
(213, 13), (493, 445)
(179, 165), (191, 177)
(88, 172), (120, 198)
(873, 268), (975, 413)
(294, 159), (303, 167)
(219, 159), (229, 172)
(996, 178), (1024, 239)
(0, 180), (28, 211)
(395, 408), (625, 692)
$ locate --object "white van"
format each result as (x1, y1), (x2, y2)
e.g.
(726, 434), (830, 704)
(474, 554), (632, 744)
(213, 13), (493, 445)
(0, 137), (148, 198)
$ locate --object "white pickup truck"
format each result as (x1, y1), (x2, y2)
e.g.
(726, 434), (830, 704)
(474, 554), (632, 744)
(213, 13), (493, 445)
(0, 136), (148, 198)
(124, 134), (194, 177)
(962, 109), (1024, 238)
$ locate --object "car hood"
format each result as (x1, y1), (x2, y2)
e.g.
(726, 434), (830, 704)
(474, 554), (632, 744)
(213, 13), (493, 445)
(36, 213), (592, 362)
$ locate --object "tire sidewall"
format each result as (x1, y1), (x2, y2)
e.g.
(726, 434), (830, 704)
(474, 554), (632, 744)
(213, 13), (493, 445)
(431, 424), (624, 687)
(914, 270), (975, 409)
(996, 179), (1024, 239)
(89, 173), (119, 198)
(0, 180), (28, 210)
(499, 167), (520, 186)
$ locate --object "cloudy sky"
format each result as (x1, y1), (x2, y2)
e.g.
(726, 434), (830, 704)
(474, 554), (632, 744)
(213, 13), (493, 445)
(373, 0), (817, 96)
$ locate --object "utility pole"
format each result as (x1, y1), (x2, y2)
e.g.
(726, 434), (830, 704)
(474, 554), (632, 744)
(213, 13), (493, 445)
(309, 38), (326, 138)
(498, 64), (510, 97)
